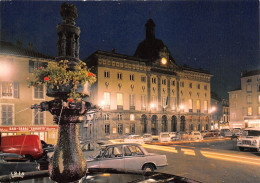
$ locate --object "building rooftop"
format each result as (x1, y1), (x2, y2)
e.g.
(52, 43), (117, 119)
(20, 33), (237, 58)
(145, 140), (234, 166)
(0, 41), (54, 60)
(241, 69), (260, 78)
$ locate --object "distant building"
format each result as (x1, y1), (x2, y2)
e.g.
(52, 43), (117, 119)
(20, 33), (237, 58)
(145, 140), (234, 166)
(229, 69), (260, 128)
(0, 41), (58, 144)
(85, 18), (213, 139)
(210, 92), (229, 129)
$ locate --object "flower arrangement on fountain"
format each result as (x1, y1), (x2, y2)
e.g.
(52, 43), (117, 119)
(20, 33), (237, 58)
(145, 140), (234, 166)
(28, 60), (96, 101)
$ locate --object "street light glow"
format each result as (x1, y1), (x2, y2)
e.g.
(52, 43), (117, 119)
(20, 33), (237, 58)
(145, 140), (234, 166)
(180, 105), (184, 110)
(150, 103), (155, 109)
(0, 61), (12, 78)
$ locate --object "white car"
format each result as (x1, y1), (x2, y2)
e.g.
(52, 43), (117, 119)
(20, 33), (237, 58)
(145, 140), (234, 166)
(220, 129), (232, 137)
(237, 128), (260, 152)
(169, 132), (178, 141)
(189, 131), (203, 141)
(158, 132), (171, 142)
(124, 135), (144, 144)
(87, 143), (168, 172)
(143, 134), (153, 143)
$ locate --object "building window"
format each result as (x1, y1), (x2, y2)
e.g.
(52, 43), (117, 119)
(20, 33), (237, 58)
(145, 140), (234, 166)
(232, 94), (237, 99)
(34, 85), (44, 99)
(117, 73), (122, 80)
(247, 95), (252, 104)
(172, 80), (175, 86)
(162, 79), (166, 85)
(151, 95), (157, 109)
(1, 104), (14, 125)
(1, 82), (19, 98)
(129, 94), (135, 108)
(247, 78), (252, 82)
(258, 84), (260, 92)
(29, 60), (47, 73)
(162, 97), (167, 108)
(130, 114), (135, 121)
(171, 97), (176, 111)
(104, 114), (109, 120)
(258, 107), (260, 115)
(105, 123), (110, 134)
(104, 71), (110, 78)
(232, 102), (237, 109)
(118, 114), (122, 120)
(141, 95), (146, 110)
(247, 84), (252, 92)
(152, 77), (156, 84)
(189, 83), (192, 88)
(104, 92), (110, 108)
(204, 100), (208, 113)
(248, 107), (252, 116)
(204, 85), (207, 90)
(197, 84), (200, 89)
(117, 93), (123, 106)
(258, 95), (260, 103)
(130, 123), (135, 134)
(180, 81), (184, 87)
(117, 123), (123, 134)
(196, 100), (200, 113)
(34, 109), (44, 125)
(188, 99), (193, 112)
(141, 76), (146, 82)
(130, 74), (134, 81)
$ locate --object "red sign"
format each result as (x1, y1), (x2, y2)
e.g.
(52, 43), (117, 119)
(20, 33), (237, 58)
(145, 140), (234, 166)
(0, 126), (58, 132)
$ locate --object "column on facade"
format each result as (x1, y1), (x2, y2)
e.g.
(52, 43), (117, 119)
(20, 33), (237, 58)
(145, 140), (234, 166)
(147, 73), (152, 133)
(176, 77), (181, 131)
(167, 77), (171, 131)
(157, 75), (161, 110)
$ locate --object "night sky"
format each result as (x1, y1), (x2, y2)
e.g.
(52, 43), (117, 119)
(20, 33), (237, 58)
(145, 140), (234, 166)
(0, 0), (259, 99)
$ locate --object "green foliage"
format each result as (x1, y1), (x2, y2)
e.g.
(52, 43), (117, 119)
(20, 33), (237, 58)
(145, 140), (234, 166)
(28, 60), (96, 100)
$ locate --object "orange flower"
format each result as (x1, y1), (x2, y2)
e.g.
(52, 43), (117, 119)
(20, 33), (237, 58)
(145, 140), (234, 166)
(88, 72), (94, 77)
(44, 77), (49, 81)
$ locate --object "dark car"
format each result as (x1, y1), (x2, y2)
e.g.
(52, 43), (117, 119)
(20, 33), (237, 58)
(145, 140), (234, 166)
(0, 153), (40, 176)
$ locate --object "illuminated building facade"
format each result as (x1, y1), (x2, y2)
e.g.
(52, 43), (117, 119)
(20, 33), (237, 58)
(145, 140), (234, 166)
(85, 19), (213, 138)
(229, 70), (260, 129)
(0, 41), (58, 144)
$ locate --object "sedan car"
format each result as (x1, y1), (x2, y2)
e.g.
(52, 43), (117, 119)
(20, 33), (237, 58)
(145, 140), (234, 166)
(158, 132), (171, 142)
(124, 135), (144, 144)
(143, 134), (153, 143)
(87, 143), (168, 172)
(189, 131), (203, 141)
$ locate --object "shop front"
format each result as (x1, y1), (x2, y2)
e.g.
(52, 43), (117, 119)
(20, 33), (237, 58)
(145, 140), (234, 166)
(0, 126), (58, 144)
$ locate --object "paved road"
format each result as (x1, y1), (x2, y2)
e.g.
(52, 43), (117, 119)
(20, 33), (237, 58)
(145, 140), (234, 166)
(143, 139), (260, 183)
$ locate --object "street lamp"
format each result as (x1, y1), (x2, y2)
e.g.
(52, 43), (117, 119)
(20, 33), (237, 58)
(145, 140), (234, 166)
(209, 106), (216, 130)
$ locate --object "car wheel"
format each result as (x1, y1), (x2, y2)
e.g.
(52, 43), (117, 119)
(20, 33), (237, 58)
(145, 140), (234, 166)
(239, 147), (245, 151)
(142, 164), (155, 172)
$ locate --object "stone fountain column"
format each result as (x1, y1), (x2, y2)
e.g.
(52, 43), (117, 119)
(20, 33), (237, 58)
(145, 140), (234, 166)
(32, 3), (91, 182)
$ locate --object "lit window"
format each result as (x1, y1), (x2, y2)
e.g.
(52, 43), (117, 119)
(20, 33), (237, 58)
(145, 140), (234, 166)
(34, 85), (44, 99)
(197, 84), (200, 89)
(248, 107), (252, 116)
(104, 92), (110, 107)
(117, 93), (123, 106)
(29, 60), (47, 73)
(152, 77), (156, 84)
(118, 114), (122, 120)
(141, 95), (146, 110)
(130, 114), (135, 121)
(258, 95), (260, 103)
(204, 100), (208, 113)
(171, 97), (176, 111)
(189, 83), (192, 88)
(258, 107), (260, 115)
(188, 99), (193, 112)
(1, 104), (14, 125)
(105, 114), (109, 120)
(196, 100), (200, 112)
(162, 97), (167, 108)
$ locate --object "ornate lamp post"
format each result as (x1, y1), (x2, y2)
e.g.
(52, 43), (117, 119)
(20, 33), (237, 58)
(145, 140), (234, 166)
(31, 3), (97, 182)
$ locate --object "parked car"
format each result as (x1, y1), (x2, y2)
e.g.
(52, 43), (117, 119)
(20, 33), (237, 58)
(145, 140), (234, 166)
(1, 135), (43, 160)
(200, 131), (208, 137)
(124, 135), (144, 144)
(169, 132), (178, 141)
(0, 153), (40, 176)
(220, 129), (232, 137)
(0, 152), (27, 162)
(158, 132), (171, 142)
(143, 134), (153, 143)
(237, 128), (260, 152)
(179, 132), (190, 140)
(204, 130), (220, 137)
(189, 131), (203, 141)
(87, 143), (168, 172)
